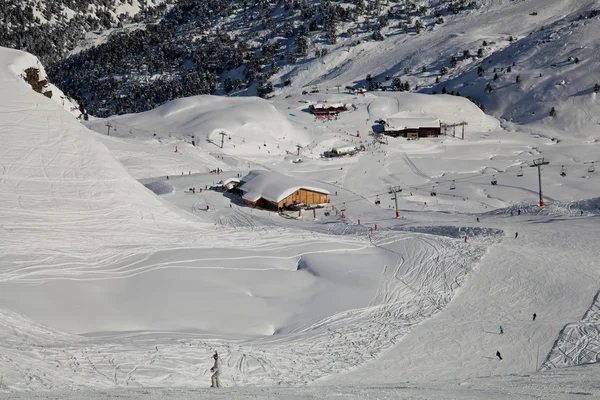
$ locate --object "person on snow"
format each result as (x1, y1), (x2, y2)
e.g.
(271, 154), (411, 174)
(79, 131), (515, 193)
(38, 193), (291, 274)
(515, 232), (519, 238)
(499, 326), (504, 335)
(210, 352), (221, 388)
(496, 350), (503, 360)
(532, 313), (537, 321)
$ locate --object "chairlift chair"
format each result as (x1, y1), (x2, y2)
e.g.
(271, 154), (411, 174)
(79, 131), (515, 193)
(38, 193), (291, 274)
(588, 162), (595, 173)
(517, 167), (524, 177)
(560, 165), (566, 177)
(430, 187), (437, 197)
(375, 195), (381, 205)
(491, 175), (498, 185)
(340, 203), (347, 211)
(449, 180), (456, 190)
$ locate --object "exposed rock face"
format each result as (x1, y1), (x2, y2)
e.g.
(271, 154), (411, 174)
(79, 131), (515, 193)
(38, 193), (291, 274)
(23, 67), (52, 98)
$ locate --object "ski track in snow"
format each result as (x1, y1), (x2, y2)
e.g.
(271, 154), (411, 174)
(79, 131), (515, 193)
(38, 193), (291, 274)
(3, 23), (600, 394)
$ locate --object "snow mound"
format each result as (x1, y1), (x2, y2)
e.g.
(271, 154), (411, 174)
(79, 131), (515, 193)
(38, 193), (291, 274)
(94, 95), (312, 155)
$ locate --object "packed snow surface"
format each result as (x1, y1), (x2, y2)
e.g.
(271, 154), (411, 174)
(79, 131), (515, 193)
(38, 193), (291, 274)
(2, 2), (600, 392)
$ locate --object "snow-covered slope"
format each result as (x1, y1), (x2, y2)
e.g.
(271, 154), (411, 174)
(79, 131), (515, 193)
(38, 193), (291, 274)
(84, 95), (312, 179)
(2, 5), (600, 392)
(273, 0), (599, 142)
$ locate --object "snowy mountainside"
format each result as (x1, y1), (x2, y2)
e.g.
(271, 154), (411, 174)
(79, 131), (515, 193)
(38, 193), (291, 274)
(42, 0), (597, 122)
(0, 46), (507, 389)
(274, 0), (600, 142)
(3, 0), (600, 390)
(5, 47), (82, 118)
(0, 0), (169, 63)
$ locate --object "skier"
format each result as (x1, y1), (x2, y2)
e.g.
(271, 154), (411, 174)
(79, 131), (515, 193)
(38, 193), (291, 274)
(510, 210), (513, 216)
(515, 232), (519, 238)
(496, 350), (503, 360)
(499, 326), (504, 334)
(210, 352), (221, 388)
(464, 236), (468, 243)
(532, 313), (537, 321)
(517, 209), (521, 216)
(477, 217), (480, 222)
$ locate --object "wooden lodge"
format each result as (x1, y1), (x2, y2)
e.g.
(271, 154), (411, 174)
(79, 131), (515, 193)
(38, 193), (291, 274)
(246, 188), (329, 210)
(381, 117), (441, 139)
(309, 103), (349, 116)
(237, 170), (329, 211)
(324, 145), (357, 158)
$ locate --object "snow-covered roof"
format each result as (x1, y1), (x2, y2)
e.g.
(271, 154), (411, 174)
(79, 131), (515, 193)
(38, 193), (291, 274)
(385, 117), (440, 130)
(221, 178), (240, 186)
(331, 145), (357, 153)
(311, 103), (348, 109)
(238, 170), (329, 203)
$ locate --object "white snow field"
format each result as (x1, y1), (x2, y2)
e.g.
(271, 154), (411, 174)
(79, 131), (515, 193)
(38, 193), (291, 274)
(2, 15), (600, 397)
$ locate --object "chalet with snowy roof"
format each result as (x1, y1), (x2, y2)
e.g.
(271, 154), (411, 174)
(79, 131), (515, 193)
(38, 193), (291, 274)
(382, 114), (441, 139)
(324, 145), (357, 157)
(237, 170), (329, 210)
(309, 103), (349, 116)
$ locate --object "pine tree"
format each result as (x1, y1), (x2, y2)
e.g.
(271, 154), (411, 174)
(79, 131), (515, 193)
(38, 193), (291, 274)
(414, 19), (423, 34)
(224, 77), (233, 94)
(451, 55), (458, 68)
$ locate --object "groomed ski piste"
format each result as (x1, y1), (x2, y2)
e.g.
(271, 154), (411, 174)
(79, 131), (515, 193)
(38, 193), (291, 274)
(1, 15), (600, 398)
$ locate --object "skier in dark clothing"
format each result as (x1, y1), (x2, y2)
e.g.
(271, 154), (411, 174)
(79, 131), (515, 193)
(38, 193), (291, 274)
(496, 351), (503, 360)
(532, 313), (537, 321)
(515, 232), (518, 238)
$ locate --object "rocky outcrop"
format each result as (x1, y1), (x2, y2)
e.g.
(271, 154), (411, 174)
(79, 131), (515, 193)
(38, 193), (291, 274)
(23, 67), (52, 98)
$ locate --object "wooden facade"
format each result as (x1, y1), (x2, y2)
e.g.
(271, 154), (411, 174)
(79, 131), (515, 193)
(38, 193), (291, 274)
(383, 126), (441, 139)
(244, 188), (328, 210)
(310, 105), (348, 116)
